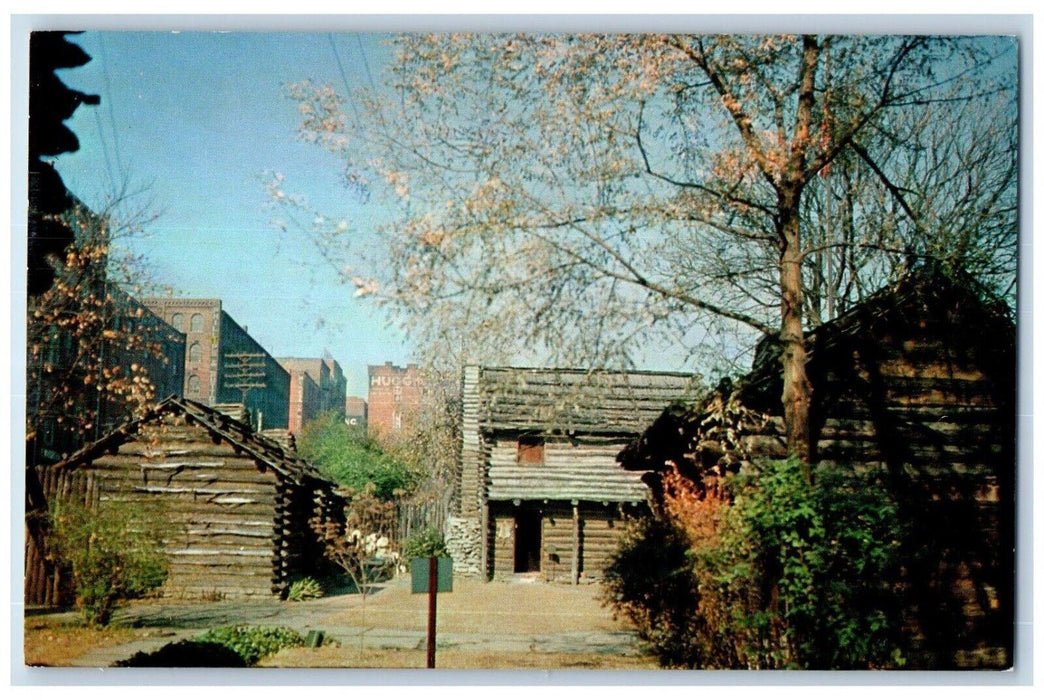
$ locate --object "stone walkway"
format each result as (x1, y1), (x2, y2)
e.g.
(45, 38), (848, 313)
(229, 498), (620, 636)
(65, 578), (644, 667)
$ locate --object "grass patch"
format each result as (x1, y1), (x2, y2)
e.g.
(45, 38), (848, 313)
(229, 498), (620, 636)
(23, 617), (155, 666)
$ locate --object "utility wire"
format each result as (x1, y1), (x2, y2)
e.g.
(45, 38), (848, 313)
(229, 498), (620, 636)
(355, 34), (377, 91)
(91, 99), (117, 195)
(327, 34), (360, 123)
(353, 33), (389, 130)
(96, 34), (126, 184)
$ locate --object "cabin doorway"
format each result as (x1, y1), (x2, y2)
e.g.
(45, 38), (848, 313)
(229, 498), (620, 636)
(514, 508), (542, 573)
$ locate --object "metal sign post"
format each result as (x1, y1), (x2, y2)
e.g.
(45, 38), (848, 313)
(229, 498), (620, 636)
(410, 556), (452, 669)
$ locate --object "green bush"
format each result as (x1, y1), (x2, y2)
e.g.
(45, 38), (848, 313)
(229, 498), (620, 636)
(48, 500), (169, 627)
(602, 516), (706, 667)
(401, 527), (448, 560)
(195, 625), (304, 665)
(286, 576), (324, 601)
(297, 412), (421, 499)
(707, 458), (906, 669)
(116, 640), (247, 667)
(603, 458), (906, 669)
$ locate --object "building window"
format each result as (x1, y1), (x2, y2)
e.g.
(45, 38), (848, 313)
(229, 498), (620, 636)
(393, 384), (402, 402)
(393, 411), (402, 431)
(170, 313), (184, 332)
(517, 436), (545, 465)
(187, 374), (201, 395)
(190, 313), (204, 332)
(188, 342), (202, 362)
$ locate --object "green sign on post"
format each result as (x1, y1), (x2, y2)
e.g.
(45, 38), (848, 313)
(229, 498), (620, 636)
(410, 556), (452, 668)
(410, 557), (453, 593)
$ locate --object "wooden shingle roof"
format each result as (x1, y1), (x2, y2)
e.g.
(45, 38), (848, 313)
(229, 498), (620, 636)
(476, 366), (701, 436)
(48, 395), (331, 488)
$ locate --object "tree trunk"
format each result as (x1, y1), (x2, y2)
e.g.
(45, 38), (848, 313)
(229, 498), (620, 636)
(778, 196), (813, 467)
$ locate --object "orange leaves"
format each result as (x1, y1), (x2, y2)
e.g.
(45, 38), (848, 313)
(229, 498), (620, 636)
(661, 464), (729, 549)
(419, 230), (446, 248)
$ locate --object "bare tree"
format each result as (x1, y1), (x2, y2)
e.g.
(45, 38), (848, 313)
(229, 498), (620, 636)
(280, 33), (1017, 462)
(26, 189), (174, 465)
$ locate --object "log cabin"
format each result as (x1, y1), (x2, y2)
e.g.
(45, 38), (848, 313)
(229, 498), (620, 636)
(449, 366), (701, 582)
(618, 267), (1016, 669)
(26, 396), (344, 604)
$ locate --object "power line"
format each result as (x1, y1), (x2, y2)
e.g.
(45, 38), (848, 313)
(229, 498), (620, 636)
(96, 34), (126, 183)
(355, 34), (376, 92)
(91, 101), (117, 194)
(327, 34), (360, 123)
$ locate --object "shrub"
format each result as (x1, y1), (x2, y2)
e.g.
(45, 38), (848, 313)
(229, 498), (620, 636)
(603, 458), (906, 669)
(48, 500), (169, 627)
(194, 625), (304, 665)
(311, 484), (397, 599)
(602, 516), (706, 668)
(401, 527), (448, 560)
(116, 640), (247, 667)
(297, 412), (421, 500)
(287, 576), (324, 601)
(704, 458), (906, 669)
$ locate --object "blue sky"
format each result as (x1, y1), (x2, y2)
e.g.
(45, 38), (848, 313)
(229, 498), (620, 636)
(52, 31), (405, 397)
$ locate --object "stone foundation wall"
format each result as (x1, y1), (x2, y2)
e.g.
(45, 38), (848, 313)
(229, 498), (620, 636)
(446, 515), (483, 576)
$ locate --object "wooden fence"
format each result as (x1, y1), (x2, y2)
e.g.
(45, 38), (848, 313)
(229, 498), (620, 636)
(396, 492), (451, 545)
(24, 466), (97, 607)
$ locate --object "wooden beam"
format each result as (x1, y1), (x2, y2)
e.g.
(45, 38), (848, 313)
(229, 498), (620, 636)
(571, 500), (580, 585)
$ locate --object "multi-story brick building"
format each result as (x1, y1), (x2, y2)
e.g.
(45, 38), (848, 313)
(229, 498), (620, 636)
(367, 362), (424, 438)
(28, 287), (186, 465)
(344, 396), (368, 432)
(281, 366), (321, 435)
(142, 298), (290, 430)
(276, 356), (348, 434)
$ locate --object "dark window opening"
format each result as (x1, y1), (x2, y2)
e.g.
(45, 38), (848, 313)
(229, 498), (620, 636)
(514, 508), (542, 573)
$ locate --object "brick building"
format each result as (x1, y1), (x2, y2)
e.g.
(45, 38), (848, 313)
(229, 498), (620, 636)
(28, 287), (186, 465)
(142, 298), (290, 430)
(282, 367), (321, 435)
(367, 362), (424, 438)
(276, 356), (347, 435)
(275, 357), (343, 434)
(344, 395), (368, 431)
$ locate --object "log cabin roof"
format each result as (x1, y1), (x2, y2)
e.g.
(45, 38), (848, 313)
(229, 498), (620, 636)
(47, 395), (331, 488)
(474, 365), (701, 436)
(618, 266), (1015, 473)
(738, 266), (1014, 409)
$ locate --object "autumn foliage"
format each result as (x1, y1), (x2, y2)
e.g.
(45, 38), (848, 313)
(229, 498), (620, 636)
(26, 207), (175, 465)
(604, 458), (906, 669)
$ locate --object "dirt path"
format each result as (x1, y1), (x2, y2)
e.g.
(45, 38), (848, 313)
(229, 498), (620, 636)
(61, 576), (650, 668)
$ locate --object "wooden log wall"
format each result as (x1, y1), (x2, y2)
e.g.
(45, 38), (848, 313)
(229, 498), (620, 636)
(489, 507), (515, 578)
(487, 437), (647, 503)
(817, 326), (1013, 669)
(721, 300), (1015, 668)
(459, 365), (484, 519)
(28, 415), (285, 602)
(539, 504), (575, 582)
(95, 420), (283, 599)
(573, 504), (630, 576)
(486, 501), (640, 581)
